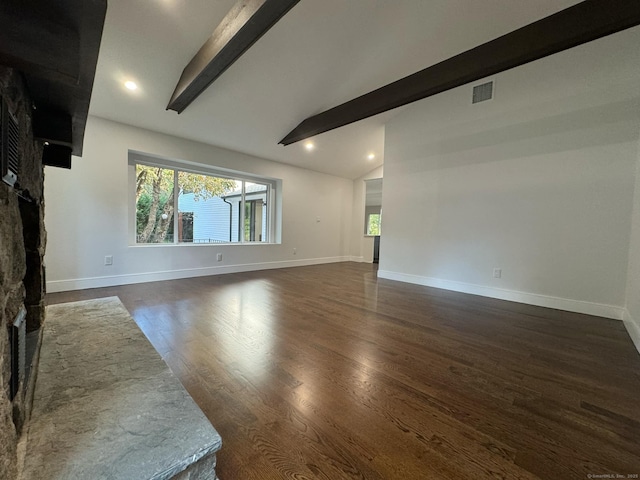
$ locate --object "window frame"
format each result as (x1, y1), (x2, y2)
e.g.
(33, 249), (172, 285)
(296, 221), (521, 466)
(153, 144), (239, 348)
(129, 152), (280, 246)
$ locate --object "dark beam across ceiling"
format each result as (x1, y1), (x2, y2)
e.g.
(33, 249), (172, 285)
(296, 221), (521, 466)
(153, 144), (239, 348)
(280, 0), (640, 146)
(167, 0), (300, 113)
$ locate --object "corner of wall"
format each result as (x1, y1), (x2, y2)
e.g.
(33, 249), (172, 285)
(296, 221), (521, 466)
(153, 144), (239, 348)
(623, 309), (640, 355)
(623, 133), (640, 355)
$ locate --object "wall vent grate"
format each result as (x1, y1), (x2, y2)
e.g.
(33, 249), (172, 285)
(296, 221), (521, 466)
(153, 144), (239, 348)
(472, 81), (494, 104)
(1, 96), (20, 187)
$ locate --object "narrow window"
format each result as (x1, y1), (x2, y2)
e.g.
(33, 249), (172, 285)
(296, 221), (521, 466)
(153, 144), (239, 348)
(367, 213), (381, 236)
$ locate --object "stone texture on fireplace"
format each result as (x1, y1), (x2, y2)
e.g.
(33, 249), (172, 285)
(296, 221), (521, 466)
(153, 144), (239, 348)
(21, 297), (222, 480)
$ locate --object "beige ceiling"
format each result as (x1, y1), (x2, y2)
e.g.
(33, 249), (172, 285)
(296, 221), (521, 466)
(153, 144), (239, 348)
(89, 0), (586, 179)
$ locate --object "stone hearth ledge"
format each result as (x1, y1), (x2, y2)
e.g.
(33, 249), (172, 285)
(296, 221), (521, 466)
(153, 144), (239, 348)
(20, 297), (222, 480)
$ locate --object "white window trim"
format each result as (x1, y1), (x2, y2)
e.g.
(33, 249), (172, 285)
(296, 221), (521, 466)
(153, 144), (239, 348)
(128, 150), (281, 246)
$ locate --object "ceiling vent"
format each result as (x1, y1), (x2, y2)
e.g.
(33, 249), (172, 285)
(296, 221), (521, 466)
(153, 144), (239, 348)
(472, 81), (494, 104)
(1, 97), (20, 187)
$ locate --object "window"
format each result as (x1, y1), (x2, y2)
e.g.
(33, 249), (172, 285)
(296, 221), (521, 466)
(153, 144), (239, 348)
(135, 165), (175, 243)
(367, 213), (381, 236)
(131, 156), (278, 245)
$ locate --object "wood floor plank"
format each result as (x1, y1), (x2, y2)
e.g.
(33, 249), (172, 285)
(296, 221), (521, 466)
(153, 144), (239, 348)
(46, 263), (640, 479)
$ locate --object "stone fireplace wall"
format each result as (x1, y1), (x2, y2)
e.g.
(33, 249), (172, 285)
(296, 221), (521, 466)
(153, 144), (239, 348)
(0, 66), (46, 480)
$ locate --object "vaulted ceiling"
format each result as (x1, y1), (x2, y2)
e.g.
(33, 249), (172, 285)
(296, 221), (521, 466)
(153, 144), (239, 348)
(90, 0), (630, 179)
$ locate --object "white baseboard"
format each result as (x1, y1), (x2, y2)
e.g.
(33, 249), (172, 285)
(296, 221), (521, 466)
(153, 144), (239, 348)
(623, 309), (640, 355)
(349, 256), (365, 263)
(377, 270), (625, 320)
(46, 256), (351, 293)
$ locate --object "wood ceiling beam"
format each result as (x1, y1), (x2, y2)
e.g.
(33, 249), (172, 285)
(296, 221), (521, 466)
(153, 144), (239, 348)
(280, 0), (640, 145)
(167, 0), (300, 113)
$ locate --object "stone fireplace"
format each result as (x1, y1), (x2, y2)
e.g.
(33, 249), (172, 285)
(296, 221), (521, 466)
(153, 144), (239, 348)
(0, 66), (46, 480)
(0, 60), (221, 479)
(1, 2), (105, 476)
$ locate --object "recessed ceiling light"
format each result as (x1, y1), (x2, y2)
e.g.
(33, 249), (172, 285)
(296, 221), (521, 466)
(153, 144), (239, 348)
(124, 80), (138, 91)
(367, 153), (375, 160)
(304, 142), (315, 151)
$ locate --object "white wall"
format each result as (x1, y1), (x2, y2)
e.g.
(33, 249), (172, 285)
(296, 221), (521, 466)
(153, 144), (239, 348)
(625, 137), (640, 351)
(45, 116), (353, 292)
(379, 28), (640, 319)
(350, 165), (383, 262)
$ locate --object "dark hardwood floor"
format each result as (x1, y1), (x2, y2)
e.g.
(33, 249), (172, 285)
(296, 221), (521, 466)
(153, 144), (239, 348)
(46, 263), (640, 479)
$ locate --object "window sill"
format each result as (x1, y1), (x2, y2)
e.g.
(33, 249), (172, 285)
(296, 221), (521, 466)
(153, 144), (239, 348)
(129, 242), (281, 247)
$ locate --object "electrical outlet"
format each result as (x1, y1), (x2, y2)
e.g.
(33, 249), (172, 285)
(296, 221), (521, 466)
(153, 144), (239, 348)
(493, 268), (501, 279)
(293, 248), (297, 255)
(216, 253), (222, 262)
(104, 255), (113, 266)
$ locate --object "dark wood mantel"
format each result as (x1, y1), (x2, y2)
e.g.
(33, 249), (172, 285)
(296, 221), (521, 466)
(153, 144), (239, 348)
(0, 0), (107, 164)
